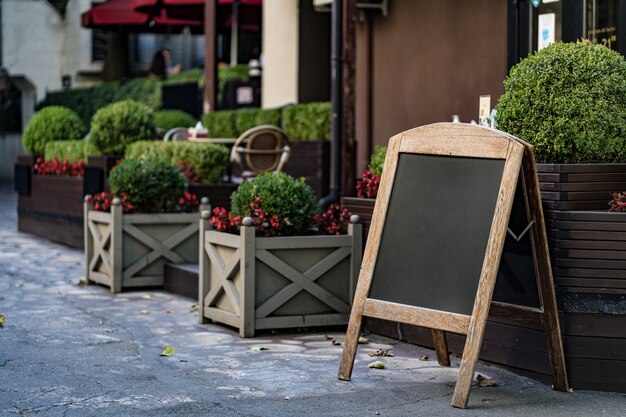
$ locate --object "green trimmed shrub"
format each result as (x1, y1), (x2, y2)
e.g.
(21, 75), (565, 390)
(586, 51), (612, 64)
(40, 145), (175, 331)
(44, 140), (89, 163)
(496, 41), (626, 163)
(202, 110), (237, 138)
(230, 172), (318, 236)
(282, 102), (331, 141)
(115, 78), (161, 110)
(164, 68), (204, 86)
(234, 107), (282, 134)
(125, 141), (229, 184)
(22, 106), (86, 155)
(154, 110), (197, 131)
(108, 157), (185, 213)
(89, 100), (156, 155)
(369, 146), (387, 177)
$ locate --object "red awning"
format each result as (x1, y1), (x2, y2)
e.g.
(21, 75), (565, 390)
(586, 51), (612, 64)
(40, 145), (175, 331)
(83, 0), (203, 33)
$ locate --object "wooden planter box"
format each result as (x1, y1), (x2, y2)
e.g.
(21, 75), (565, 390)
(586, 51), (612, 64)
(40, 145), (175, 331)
(188, 183), (238, 210)
(341, 197), (375, 241)
(199, 215), (363, 337)
(284, 141), (330, 199)
(84, 198), (209, 293)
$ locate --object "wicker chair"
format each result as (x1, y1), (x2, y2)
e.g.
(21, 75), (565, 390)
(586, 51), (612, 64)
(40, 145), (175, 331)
(163, 127), (189, 142)
(230, 125), (291, 179)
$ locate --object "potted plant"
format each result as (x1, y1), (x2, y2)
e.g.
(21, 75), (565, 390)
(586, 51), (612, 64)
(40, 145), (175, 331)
(84, 157), (209, 293)
(199, 172), (362, 337)
(15, 106), (89, 247)
(125, 140), (235, 209)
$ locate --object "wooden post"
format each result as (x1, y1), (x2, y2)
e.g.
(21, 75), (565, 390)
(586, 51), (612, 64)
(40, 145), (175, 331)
(199, 209), (212, 324)
(348, 214), (362, 301)
(431, 329), (450, 366)
(240, 217), (256, 338)
(203, 0), (216, 113)
(110, 198), (123, 294)
(342, 0), (357, 196)
(84, 195), (93, 283)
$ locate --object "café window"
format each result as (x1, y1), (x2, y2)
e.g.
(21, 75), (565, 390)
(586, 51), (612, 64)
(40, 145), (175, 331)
(586, 0), (619, 51)
(531, 0), (563, 50)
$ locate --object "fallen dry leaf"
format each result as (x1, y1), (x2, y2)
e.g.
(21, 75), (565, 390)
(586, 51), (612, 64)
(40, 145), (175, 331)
(374, 412), (380, 416)
(358, 336), (369, 344)
(142, 293), (153, 300)
(419, 355), (429, 361)
(140, 310), (150, 315)
(332, 340), (341, 346)
(104, 328), (113, 333)
(160, 346), (175, 357)
(250, 346), (269, 351)
(164, 310), (173, 314)
(368, 348), (394, 357)
(77, 279), (87, 287)
(368, 361), (385, 369)
(476, 374), (496, 387)
(189, 303), (199, 312)
(325, 335), (333, 340)
(98, 320), (104, 326)
(0, 314), (5, 328)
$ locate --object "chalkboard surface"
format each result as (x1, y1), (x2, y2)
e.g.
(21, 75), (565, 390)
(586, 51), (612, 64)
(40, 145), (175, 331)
(493, 178), (541, 308)
(368, 153), (505, 316)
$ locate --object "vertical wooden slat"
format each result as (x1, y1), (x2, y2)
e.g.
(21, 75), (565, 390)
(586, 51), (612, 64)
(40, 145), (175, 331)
(240, 218), (256, 338)
(348, 216), (362, 301)
(452, 141), (524, 409)
(431, 329), (450, 366)
(110, 198), (123, 294)
(84, 196), (93, 283)
(199, 210), (212, 324)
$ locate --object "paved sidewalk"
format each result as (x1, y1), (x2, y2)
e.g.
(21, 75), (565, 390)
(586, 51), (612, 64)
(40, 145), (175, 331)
(1, 180), (625, 416)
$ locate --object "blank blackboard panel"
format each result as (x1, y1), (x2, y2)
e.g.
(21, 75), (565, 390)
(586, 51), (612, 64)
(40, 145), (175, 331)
(369, 153), (505, 317)
(493, 178), (541, 308)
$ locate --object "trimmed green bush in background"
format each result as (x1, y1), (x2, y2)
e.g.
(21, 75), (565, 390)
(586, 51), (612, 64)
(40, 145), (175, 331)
(115, 78), (161, 110)
(22, 106), (86, 155)
(154, 110), (197, 132)
(89, 100), (156, 156)
(202, 110), (237, 138)
(230, 172), (318, 236)
(282, 102), (331, 141)
(38, 83), (119, 126)
(234, 107), (282, 134)
(44, 140), (89, 163)
(164, 68), (204, 86)
(496, 41), (626, 163)
(369, 146), (387, 177)
(125, 141), (229, 184)
(109, 157), (185, 213)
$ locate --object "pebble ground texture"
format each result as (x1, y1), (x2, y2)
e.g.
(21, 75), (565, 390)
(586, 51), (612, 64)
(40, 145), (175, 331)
(1, 181), (625, 416)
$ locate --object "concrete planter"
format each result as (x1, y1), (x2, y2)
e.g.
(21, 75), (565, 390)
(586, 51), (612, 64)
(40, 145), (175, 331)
(199, 214), (363, 337)
(84, 197), (209, 293)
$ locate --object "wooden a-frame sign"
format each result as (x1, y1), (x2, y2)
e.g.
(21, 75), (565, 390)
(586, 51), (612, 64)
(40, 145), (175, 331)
(337, 123), (569, 409)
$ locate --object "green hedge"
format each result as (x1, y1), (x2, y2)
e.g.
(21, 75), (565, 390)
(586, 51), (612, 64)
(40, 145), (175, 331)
(125, 141), (229, 184)
(154, 110), (197, 131)
(22, 106), (86, 155)
(369, 146), (387, 177)
(164, 68), (204, 86)
(202, 110), (237, 138)
(282, 102), (331, 141)
(115, 77), (161, 110)
(89, 100), (156, 155)
(44, 140), (89, 163)
(496, 41), (626, 163)
(38, 83), (119, 125)
(234, 107), (282, 134)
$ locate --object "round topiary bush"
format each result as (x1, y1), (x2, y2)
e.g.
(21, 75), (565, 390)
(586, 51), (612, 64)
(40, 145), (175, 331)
(496, 41), (626, 163)
(22, 106), (86, 155)
(108, 157), (185, 213)
(368, 146), (387, 177)
(230, 173), (318, 236)
(89, 99), (156, 155)
(153, 110), (196, 132)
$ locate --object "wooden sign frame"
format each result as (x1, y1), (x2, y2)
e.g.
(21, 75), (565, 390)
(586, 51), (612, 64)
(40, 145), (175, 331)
(337, 123), (569, 409)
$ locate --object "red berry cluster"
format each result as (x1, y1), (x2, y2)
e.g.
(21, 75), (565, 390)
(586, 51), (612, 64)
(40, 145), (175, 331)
(177, 191), (200, 213)
(609, 192), (626, 212)
(355, 169), (380, 199)
(313, 204), (351, 235)
(33, 157), (85, 177)
(86, 192), (133, 213)
(210, 197), (282, 237)
(179, 161), (200, 184)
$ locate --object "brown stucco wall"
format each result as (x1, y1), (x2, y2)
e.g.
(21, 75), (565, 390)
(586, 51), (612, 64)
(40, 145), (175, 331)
(355, 0), (507, 172)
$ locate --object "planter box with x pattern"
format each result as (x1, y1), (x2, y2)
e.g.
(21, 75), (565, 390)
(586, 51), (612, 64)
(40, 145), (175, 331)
(199, 215), (363, 337)
(84, 198), (209, 293)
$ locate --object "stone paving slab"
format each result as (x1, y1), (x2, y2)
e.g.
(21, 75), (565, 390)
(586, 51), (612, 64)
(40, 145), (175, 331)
(1, 181), (625, 416)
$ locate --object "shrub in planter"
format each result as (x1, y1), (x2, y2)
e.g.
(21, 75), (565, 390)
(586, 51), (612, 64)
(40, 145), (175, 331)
(496, 41), (626, 163)
(22, 106), (86, 155)
(282, 102), (331, 141)
(201, 110), (237, 138)
(44, 140), (89, 164)
(108, 157), (185, 213)
(89, 100), (156, 156)
(153, 110), (197, 132)
(115, 77), (161, 110)
(234, 107), (281, 134)
(164, 68), (204, 86)
(355, 146), (387, 199)
(230, 172), (318, 236)
(201, 173), (362, 337)
(125, 141), (229, 184)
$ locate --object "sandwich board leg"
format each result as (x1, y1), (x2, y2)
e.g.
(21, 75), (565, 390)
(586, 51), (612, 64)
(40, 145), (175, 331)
(431, 329), (450, 366)
(337, 310), (363, 381)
